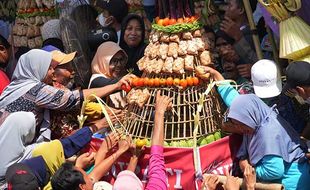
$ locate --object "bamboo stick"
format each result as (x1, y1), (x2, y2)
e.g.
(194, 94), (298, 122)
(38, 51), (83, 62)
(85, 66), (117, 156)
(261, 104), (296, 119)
(203, 174), (285, 190)
(242, 0), (264, 59)
(266, 26), (282, 74)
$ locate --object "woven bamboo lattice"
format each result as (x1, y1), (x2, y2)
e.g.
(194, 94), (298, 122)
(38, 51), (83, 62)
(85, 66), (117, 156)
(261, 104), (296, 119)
(125, 86), (222, 141)
(124, 41), (224, 141)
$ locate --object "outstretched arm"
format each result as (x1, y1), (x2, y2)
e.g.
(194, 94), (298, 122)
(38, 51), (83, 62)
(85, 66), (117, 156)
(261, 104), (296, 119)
(83, 74), (135, 99)
(145, 91), (172, 190)
(89, 136), (131, 182)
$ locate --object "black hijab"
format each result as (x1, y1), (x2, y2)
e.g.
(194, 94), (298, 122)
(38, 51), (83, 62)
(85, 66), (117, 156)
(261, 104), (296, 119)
(120, 14), (146, 76)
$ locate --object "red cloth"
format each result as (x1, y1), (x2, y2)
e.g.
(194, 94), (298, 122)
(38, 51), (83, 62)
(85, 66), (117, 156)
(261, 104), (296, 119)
(83, 136), (242, 190)
(0, 70), (9, 94)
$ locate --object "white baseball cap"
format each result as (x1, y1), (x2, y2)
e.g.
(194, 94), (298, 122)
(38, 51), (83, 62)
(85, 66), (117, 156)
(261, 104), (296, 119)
(251, 59), (282, 98)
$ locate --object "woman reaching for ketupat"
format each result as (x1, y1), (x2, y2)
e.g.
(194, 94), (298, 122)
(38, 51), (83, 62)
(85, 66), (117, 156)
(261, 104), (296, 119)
(197, 65), (310, 190)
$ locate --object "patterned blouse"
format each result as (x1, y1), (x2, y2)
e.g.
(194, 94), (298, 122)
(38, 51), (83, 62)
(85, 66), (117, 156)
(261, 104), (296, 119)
(0, 82), (81, 134)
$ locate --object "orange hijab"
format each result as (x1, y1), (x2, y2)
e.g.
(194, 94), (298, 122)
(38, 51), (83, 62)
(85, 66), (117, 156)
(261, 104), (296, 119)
(91, 41), (128, 78)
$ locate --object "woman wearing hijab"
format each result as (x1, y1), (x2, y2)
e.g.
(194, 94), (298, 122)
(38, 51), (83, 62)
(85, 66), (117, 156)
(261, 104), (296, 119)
(0, 49), (130, 142)
(120, 14), (146, 76)
(89, 41), (129, 88)
(89, 42), (134, 108)
(224, 94), (310, 190)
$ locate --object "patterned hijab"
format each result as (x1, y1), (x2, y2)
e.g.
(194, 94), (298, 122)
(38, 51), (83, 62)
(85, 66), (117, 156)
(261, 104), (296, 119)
(228, 94), (306, 165)
(0, 49), (52, 109)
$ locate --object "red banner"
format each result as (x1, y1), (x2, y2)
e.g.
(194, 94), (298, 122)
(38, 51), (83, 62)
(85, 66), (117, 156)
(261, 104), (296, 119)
(200, 135), (242, 176)
(84, 135), (242, 190)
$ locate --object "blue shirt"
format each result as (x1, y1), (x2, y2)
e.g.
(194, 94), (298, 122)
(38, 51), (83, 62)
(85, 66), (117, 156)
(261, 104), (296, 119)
(256, 155), (310, 190)
(217, 84), (240, 107)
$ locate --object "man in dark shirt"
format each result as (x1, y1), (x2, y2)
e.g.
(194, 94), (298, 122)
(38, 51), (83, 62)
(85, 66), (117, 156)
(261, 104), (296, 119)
(220, 0), (258, 79)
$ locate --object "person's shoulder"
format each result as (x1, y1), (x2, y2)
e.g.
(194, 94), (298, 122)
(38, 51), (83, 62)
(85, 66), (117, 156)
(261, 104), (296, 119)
(90, 75), (116, 88)
(0, 69), (9, 81)
(26, 82), (47, 95)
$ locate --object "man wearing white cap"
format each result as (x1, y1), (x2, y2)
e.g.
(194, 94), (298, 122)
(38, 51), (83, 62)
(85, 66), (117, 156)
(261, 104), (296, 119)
(251, 59), (307, 133)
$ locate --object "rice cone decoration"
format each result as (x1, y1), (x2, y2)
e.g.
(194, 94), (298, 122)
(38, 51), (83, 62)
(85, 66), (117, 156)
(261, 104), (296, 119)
(258, 0), (310, 61)
(297, 55), (310, 63)
(279, 16), (310, 60)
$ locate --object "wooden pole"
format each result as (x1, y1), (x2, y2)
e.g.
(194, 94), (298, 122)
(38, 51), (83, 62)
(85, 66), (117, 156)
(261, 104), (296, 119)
(242, 0), (264, 59)
(266, 26), (283, 74)
(203, 174), (285, 190)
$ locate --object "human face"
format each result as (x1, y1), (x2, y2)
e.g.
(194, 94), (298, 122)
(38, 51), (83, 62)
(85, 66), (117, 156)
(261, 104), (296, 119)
(75, 167), (93, 190)
(53, 63), (74, 86)
(109, 51), (127, 78)
(222, 60), (238, 80)
(223, 118), (254, 135)
(225, 0), (243, 20)
(0, 45), (10, 68)
(203, 32), (215, 51)
(124, 19), (143, 48)
(216, 37), (239, 62)
(43, 65), (55, 85)
(216, 37), (230, 55)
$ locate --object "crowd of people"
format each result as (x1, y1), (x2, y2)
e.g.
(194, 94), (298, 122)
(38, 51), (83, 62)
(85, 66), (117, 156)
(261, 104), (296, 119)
(0, 0), (309, 189)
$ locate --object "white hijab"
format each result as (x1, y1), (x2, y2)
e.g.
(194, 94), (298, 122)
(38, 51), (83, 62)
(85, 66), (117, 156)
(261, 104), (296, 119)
(0, 49), (52, 109)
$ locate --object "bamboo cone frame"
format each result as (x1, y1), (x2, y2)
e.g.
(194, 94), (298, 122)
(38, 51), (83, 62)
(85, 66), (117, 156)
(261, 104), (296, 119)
(124, 55), (223, 141)
(125, 86), (222, 141)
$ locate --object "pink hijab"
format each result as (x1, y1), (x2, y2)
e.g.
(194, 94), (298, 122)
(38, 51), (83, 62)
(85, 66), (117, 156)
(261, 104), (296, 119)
(91, 42), (128, 78)
(113, 170), (143, 190)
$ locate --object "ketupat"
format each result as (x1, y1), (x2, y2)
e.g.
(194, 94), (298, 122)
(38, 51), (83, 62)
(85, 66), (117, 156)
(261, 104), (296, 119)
(206, 134), (215, 144)
(170, 141), (180, 147)
(214, 131), (221, 140)
(200, 138), (208, 146)
(179, 140), (189, 147)
(187, 139), (195, 147)
(164, 141), (169, 147)
(136, 138), (147, 148)
(84, 102), (102, 121)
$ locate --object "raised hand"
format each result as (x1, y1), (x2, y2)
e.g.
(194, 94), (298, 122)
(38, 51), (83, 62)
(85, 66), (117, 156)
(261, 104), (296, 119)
(75, 152), (96, 169)
(220, 16), (243, 41)
(117, 74), (136, 90)
(244, 165), (256, 190)
(155, 90), (173, 115)
(236, 64), (253, 78)
(223, 174), (240, 190)
(202, 174), (219, 190)
(118, 135), (132, 153)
